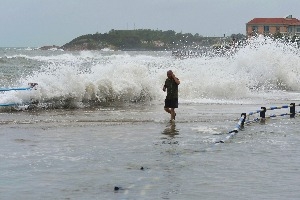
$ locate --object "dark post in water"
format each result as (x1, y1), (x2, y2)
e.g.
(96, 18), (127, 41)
(290, 103), (295, 118)
(260, 107), (266, 124)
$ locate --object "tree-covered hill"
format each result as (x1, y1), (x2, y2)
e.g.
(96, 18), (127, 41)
(60, 29), (245, 51)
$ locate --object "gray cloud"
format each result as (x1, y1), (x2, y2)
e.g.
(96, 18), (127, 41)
(1, 0), (299, 47)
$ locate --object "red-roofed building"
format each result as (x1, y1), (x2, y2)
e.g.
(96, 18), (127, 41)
(246, 15), (300, 36)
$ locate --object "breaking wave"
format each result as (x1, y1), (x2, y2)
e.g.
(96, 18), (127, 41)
(1, 36), (300, 109)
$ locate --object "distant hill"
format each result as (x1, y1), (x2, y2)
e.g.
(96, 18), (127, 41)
(58, 29), (246, 51)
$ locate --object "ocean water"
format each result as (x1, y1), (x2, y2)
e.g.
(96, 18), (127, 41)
(1, 36), (300, 200)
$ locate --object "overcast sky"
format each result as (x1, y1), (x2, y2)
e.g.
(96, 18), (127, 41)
(1, 0), (300, 47)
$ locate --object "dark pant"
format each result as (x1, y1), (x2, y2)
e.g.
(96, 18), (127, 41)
(164, 98), (178, 108)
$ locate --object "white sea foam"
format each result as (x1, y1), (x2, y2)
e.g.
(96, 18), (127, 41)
(1, 36), (300, 108)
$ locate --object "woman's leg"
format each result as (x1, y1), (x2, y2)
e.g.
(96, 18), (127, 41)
(171, 108), (176, 120)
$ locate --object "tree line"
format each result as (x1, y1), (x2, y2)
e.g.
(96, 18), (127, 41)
(61, 29), (246, 51)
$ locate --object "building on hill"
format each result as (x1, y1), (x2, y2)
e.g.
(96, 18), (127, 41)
(246, 15), (300, 36)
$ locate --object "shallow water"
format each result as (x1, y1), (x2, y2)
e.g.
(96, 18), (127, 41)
(1, 103), (300, 200)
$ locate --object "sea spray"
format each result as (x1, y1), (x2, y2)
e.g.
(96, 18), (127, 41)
(1, 36), (300, 108)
